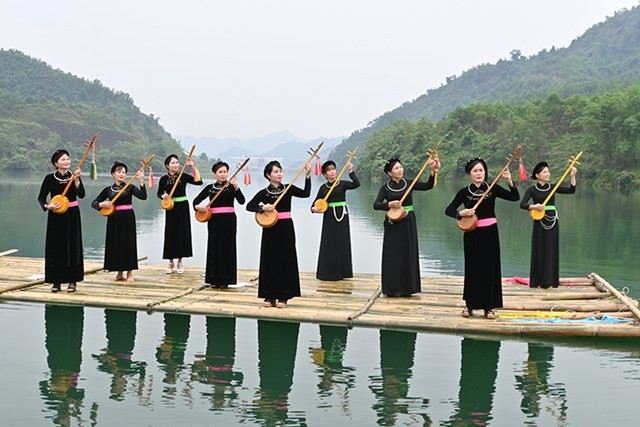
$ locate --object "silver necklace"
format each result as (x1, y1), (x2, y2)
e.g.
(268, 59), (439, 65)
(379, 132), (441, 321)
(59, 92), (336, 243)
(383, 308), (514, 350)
(467, 182), (487, 197)
(53, 171), (72, 183)
(266, 184), (284, 195)
(386, 178), (407, 192)
(535, 182), (551, 192)
(110, 183), (124, 193)
(210, 182), (226, 193)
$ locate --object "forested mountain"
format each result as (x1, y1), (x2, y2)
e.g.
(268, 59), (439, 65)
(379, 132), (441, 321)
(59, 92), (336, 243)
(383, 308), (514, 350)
(356, 85), (640, 190)
(0, 49), (181, 172)
(332, 6), (640, 187)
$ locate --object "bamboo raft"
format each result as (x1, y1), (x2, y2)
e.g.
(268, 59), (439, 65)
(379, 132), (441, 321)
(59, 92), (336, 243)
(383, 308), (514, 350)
(1, 254), (639, 338)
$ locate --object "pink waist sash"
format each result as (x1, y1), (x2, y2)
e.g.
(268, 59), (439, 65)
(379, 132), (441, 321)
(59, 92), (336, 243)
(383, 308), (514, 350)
(115, 204), (133, 211)
(476, 217), (497, 227)
(277, 211), (292, 220)
(68, 201), (79, 208)
(210, 206), (235, 214)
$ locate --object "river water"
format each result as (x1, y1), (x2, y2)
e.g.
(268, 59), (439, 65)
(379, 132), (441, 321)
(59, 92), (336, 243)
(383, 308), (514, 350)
(1, 173), (639, 426)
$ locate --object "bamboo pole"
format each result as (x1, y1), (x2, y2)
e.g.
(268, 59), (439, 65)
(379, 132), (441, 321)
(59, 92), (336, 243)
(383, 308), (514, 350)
(0, 256), (148, 295)
(146, 284), (207, 309)
(0, 249), (18, 257)
(590, 272), (640, 321)
(348, 285), (381, 320)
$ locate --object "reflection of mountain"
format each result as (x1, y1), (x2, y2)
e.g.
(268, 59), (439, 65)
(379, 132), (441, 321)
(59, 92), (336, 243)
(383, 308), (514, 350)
(252, 320), (306, 425)
(445, 338), (500, 427)
(369, 330), (431, 426)
(92, 309), (147, 402)
(40, 305), (88, 427)
(515, 343), (567, 422)
(309, 325), (355, 411)
(191, 316), (243, 410)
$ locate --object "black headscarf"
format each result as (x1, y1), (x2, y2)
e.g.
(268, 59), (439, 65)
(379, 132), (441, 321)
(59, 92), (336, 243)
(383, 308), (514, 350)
(321, 160), (336, 174)
(383, 157), (400, 174)
(50, 149), (70, 166)
(211, 161), (229, 173)
(263, 160), (282, 179)
(465, 157), (488, 176)
(111, 161), (128, 174)
(531, 161), (549, 179)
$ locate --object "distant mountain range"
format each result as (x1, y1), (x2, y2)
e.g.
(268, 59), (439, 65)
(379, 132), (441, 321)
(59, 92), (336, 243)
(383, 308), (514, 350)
(177, 131), (345, 167)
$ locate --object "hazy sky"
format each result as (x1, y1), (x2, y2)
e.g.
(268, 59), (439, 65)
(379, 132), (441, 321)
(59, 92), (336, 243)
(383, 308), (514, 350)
(2, 0), (638, 140)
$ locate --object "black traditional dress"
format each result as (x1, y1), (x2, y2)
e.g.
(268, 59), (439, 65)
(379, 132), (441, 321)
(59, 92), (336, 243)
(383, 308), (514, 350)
(193, 182), (245, 287)
(311, 171), (360, 281)
(520, 182), (576, 288)
(246, 177), (311, 301)
(373, 176), (435, 296)
(157, 173), (202, 260)
(92, 183), (147, 271)
(445, 182), (520, 311)
(37, 172), (85, 285)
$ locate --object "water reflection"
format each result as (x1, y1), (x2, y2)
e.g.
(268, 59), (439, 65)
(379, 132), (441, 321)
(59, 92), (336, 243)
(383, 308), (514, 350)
(369, 330), (431, 426)
(191, 316), (243, 410)
(515, 343), (567, 423)
(155, 313), (191, 402)
(23, 306), (640, 426)
(92, 309), (148, 402)
(40, 305), (90, 427)
(252, 320), (306, 425)
(309, 325), (355, 409)
(445, 338), (500, 427)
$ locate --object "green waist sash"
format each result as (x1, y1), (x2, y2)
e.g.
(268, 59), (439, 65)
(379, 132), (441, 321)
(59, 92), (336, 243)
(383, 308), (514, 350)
(172, 196), (188, 202)
(403, 205), (414, 212)
(544, 205), (556, 210)
(328, 201), (347, 208)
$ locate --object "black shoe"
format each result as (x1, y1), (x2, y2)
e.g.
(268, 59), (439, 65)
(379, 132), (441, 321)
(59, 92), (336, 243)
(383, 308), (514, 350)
(51, 283), (61, 293)
(66, 283), (76, 293)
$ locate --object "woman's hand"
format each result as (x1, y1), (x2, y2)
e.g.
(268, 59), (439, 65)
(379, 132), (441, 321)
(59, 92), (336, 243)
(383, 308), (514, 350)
(305, 163), (312, 177)
(459, 208), (476, 218)
(47, 201), (61, 211)
(73, 167), (82, 186)
(230, 177), (238, 189)
(196, 205), (208, 213)
(100, 200), (113, 209)
(430, 158), (440, 175)
(502, 169), (513, 187)
(388, 200), (402, 209)
(262, 203), (275, 212)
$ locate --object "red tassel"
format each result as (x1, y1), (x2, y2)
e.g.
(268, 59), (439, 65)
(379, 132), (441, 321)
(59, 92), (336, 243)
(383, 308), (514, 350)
(243, 167), (251, 185)
(518, 158), (528, 181)
(314, 158), (321, 176)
